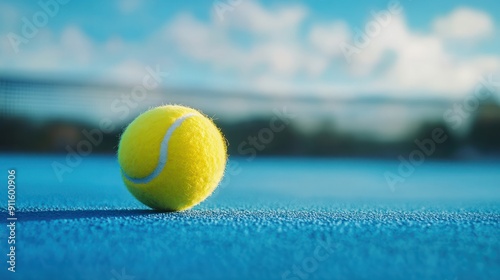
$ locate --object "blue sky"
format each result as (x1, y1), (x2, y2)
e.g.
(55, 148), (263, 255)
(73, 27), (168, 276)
(1, 0), (499, 99)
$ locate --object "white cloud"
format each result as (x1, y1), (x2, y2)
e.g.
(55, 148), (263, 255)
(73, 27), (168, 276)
(309, 21), (350, 57)
(106, 60), (147, 83)
(250, 43), (303, 77)
(433, 7), (494, 41)
(166, 13), (227, 63)
(104, 36), (125, 53)
(165, 10), (311, 79)
(303, 54), (329, 77)
(469, 56), (500, 74)
(162, 4), (500, 97)
(221, 1), (307, 36)
(1, 2), (498, 99)
(1, 25), (97, 75)
(314, 13), (500, 97)
(60, 26), (93, 63)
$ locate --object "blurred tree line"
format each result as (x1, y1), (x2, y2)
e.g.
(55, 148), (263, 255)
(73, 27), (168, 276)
(1, 102), (499, 159)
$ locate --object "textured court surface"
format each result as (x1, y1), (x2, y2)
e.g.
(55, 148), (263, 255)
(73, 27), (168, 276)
(1, 155), (499, 280)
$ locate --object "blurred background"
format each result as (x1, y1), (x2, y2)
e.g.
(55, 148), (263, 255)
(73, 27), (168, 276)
(1, 0), (499, 158)
(1, 2), (500, 279)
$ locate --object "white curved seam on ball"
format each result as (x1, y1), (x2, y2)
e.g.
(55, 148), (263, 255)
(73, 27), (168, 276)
(122, 112), (197, 184)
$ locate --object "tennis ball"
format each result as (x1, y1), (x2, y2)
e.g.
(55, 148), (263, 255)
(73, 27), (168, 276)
(118, 105), (227, 211)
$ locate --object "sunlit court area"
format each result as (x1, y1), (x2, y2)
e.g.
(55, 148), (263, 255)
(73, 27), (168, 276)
(1, 1), (499, 279)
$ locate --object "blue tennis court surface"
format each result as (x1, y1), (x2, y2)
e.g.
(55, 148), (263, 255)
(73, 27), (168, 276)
(1, 154), (499, 280)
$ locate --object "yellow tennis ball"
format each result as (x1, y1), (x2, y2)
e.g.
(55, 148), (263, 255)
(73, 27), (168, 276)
(118, 105), (227, 211)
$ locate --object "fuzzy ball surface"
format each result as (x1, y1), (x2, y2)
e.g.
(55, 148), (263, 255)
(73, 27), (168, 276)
(118, 105), (227, 211)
